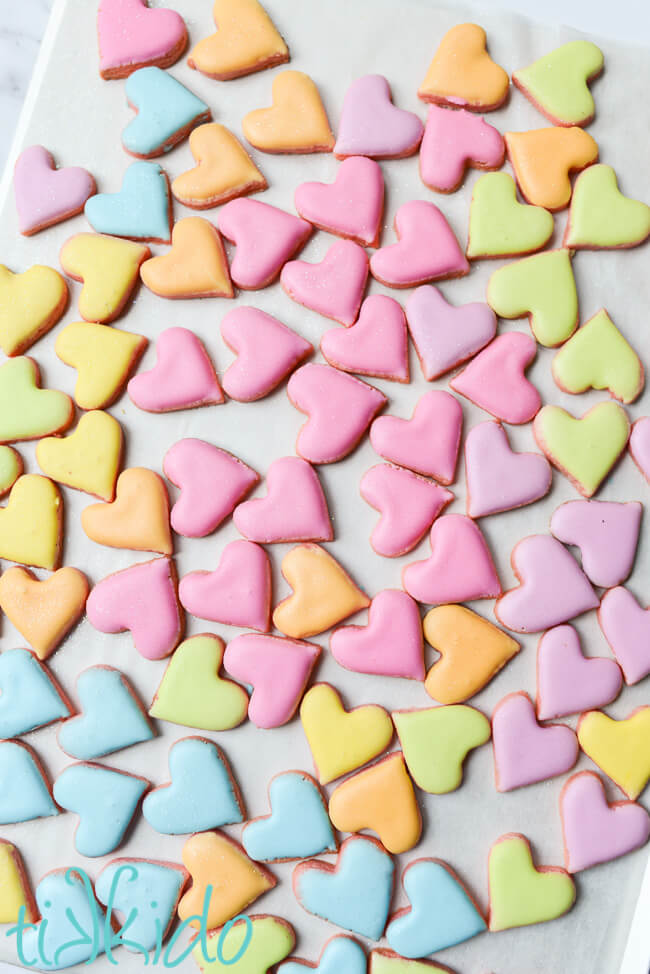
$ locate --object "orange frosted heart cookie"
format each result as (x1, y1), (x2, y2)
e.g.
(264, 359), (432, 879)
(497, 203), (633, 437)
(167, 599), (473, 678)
(171, 124), (266, 210)
(82, 467), (172, 555)
(506, 127), (598, 211)
(140, 217), (233, 298)
(243, 71), (335, 154)
(0, 566), (89, 660)
(418, 24), (509, 111)
(188, 0), (289, 80)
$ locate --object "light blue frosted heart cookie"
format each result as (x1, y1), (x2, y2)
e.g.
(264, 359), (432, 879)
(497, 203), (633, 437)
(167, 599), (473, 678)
(293, 836), (394, 940)
(57, 666), (154, 760)
(0, 648), (70, 739)
(53, 763), (149, 857)
(142, 736), (243, 835)
(242, 771), (337, 862)
(123, 67), (210, 158)
(84, 161), (172, 243)
(280, 935), (366, 974)
(0, 741), (58, 824)
(96, 859), (187, 953)
(386, 859), (486, 957)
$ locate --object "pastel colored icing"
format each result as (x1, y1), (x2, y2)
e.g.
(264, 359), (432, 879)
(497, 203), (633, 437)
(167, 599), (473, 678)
(466, 171), (554, 259)
(128, 326), (223, 411)
(96, 859), (187, 951)
(393, 705), (491, 793)
(150, 634), (249, 731)
(242, 71), (334, 153)
(224, 633), (320, 729)
(495, 535), (599, 634)
(551, 499), (641, 589)
(0, 475), (63, 571)
(122, 66), (210, 157)
(219, 198), (312, 289)
(565, 164), (650, 250)
(140, 217), (233, 298)
(55, 320), (148, 410)
(578, 708), (650, 800)
(293, 836), (394, 940)
(84, 161), (172, 243)
(370, 200), (469, 287)
(513, 40), (604, 126)
(53, 763), (148, 857)
(560, 771), (650, 873)
(14, 145), (95, 235)
(402, 514), (501, 605)
(533, 401), (630, 497)
(233, 456), (333, 543)
(288, 364), (386, 464)
(334, 75), (423, 159)
(370, 950), (448, 974)
(599, 586), (650, 685)
(450, 332), (541, 425)
(0, 840), (36, 923)
(0, 741), (57, 824)
(464, 421), (552, 518)
(0, 648), (70, 739)
(171, 123), (267, 209)
(0, 356), (72, 443)
(281, 240), (369, 326)
(418, 23), (509, 110)
(59, 233), (150, 323)
(370, 389), (462, 484)
(360, 463), (454, 558)
(188, 0), (289, 80)
(194, 915), (294, 974)
(300, 683), (393, 785)
(330, 589), (425, 681)
(320, 294), (409, 383)
(405, 285), (496, 381)
(163, 438), (259, 537)
(242, 771), (337, 862)
(58, 666), (153, 759)
(81, 467), (172, 555)
(629, 417), (650, 482)
(273, 544), (369, 639)
(36, 410), (123, 501)
(419, 104), (504, 193)
(492, 691), (578, 791)
(86, 556), (183, 660)
(506, 127), (598, 210)
(97, 0), (188, 79)
(280, 936), (366, 974)
(386, 859), (486, 956)
(0, 446), (22, 495)
(0, 263), (68, 357)
(295, 156), (384, 247)
(179, 539), (271, 631)
(22, 869), (107, 968)
(0, 566), (88, 660)
(552, 309), (643, 404)
(221, 307), (313, 402)
(488, 834), (575, 931)
(486, 248), (578, 347)
(143, 737), (243, 834)
(536, 625), (623, 721)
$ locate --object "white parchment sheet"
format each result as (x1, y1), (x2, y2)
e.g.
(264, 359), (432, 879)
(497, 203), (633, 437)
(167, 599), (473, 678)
(1, 1), (650, 972)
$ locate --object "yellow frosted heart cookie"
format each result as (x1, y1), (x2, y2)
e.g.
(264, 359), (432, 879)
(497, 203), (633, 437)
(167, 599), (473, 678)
(172, 125), (266, 210)
(418, 23), (509, 111)
(55, 321), (148, 410)
(300, 683), (393, 784)
(0, 264), (68, 356)
(273, 544), (369, 638)
(0, 474), (62, 570)
(466, 172), (554, 259)
(505, 127), (598, 211)
(188, 0), (289, 80)
(60, 233), (150, 323)
(0, 840), (37, 923)
(81, 467), (172, 555)
(577, 707), (650, 799)
(552, 309), (643, 405)
(0, 566), (89, 660)
(0, 446), (22, 497)
(36, 410), (123, 501)
(243, 71), (335, 154)
(140, 216), (233, 297)
(0, 357), (73, 444)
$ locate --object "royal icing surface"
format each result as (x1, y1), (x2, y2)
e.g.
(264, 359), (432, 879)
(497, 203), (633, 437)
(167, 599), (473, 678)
(85, 161), (172, 243)
(96, 858), (187, 951)
(295, 156), (384, 247)
(0, 446), (21, 496)
(188, 0), (289, 80)
(0, 841), (36, 923)
(0, 357), (72, 443)
(242, 71), (334, 154)
(55, 320), (148, 411)
(492, 691), (578, 791)
(393, 705), (491, 794)
(281, 240), (369, 326)
(565, 164), (650, 250)
(513, 41), (604, 126)
(14, 145), (95, 235)
(0, 263), (68, 357)
(23, 869), (107, 968)
(122, 66), (210, 158)
(506, 127), (598, 210)
(450, 332), (541, 425)
(81, 467), (173, 555)
(195, 915), (294, 974)
(418, 23), (509, 111)
(233, 456), (332, 543)
(280, 936), (365, 974)
(0, 566), (88, 660)
(577, 708), (650, 800)
(370, 200), (469, 287)
(370, 389), (462, 484)
(140, 217), (234, 298)
(0, 648), (70, 740)
(420, 104), (504, 192)
(321, 294), (409, 383)
(59, 233), (150, 323)
(128, 326), (223, 411)
(629, 416), (650, 482)
(550, 499), (641, 589)
(242, 771), (337, 863)
(488, 833), (575, 931)
(552, 309), (643, 404)
(467, 171), (554, 259)
(0, 474), (63, 571)
(0, 741), (58, 824)
(171, 123), (267, 209)
(334, 75), (423, 160)
(221, 307), (312, 402)
(536, 625), (622, 721)
(36, 410), (123, 502)
(465, 421), (551, 518)
(179, 539), (271, 631)
(220, 199), (311, 291)
(330, 589), (425, 681)
(599, 586), (650, 685)
(97, 0), (188, 79)
(405, 284), (496, 380)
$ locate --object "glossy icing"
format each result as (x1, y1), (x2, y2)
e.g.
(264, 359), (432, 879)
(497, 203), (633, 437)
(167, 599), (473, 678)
(513, 41), (604, 126)
(194, 915), (294, 973)
(506, 126), (598, 210)
(281, 240), (369, 326)
(127, 326), (223, 411)
(551, 499), (641, 589)
(0, 357), (72, 443)
(279, 936), (365, 974)
(0, 841), (36, 923)
(140, 217), (234, 297)
(370, 200), (469, 287)
(122, 66), (210, 158)
(59, 233), (150, 323)
(492, 691), (578, 791)
(242, 771), (337, 862)
(179, 539), (272, 631)
(466, 171), (553, 259)
(0, 648), (70, 740)
(405, 284), (496, 380)
(418, 23), (509, 110)
(0, 475), (63, 571)
(188, 0), (289, 80)
(0, 262), (67, 356)
(320, 294), (409, 383)
(420, 104), (504, 192)
(464, 421), (551, 518)
(488, 834), (575, 931)
(0, 741), (58, 824)
(393, 705), (491, 794)
(96, 858), (187, 951)
(171, 123), (267, 209)
(536, 625), (622, 721)
(242, 71), (334, 153)
(221, 307), (312, 402)
(22, 869), (107, 968)
(330, 589), (425, 680)
(577, 708), (650, 799)
(450, 332), (540, 424)
(233, 456), (333, 543)
(295, 156), (384, 247)
(629, 417), (650, 482)
(85, 161), (172, 243)
(0, 566), (88, 660)
(36, 410), (123, 501)
(55, 320), (148, 410)
(334, 75), (423, 160)
(0, 446), (22, 495)
(97, 0), (187, 79)
(370, 389), (462, 484)
(599, 586), (650, 685)
(219, 198), (312, 289)
(565, 164), (650, 250)
(552, 309), (643, 404)
(14, 146), (95, 235)
(81, 467), (172, 555)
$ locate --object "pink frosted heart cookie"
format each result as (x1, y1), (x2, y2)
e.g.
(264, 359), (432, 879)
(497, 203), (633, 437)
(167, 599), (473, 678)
(97, 0), (188, 80)
(14, 146), (96, 236)
(163, 438), (258, 538)
(370, 390), (462, 484)
(495, 535), (599, 634)
(179, 540), (271, 632)
(492, 691), (578, 791)
(334, 75), (424, 160)
(288, 364), (386, 464)
(86, 556), (183, 659)
(465, 422), (551, 518)
(599, 586), (650, 685)
(370, 200), (469, 288)
(419, 104), (505, 193)
(360, 463), (453, 558)
(223, 633), (320, 728)
(402, 514), (501, 605)
(405, 285), (496, 380)
(450, 332), (541, 425)
(550, 500), (641, 589)
(294, 156), (384, 247)
(281, 239), (369, 326)
(629, 417), (650, 482)
(536, 625), (622, 721)
(330, 589), (425, 680)
(320, 295), (409, 383)
(233, 456), (333, 543)
(127, 327), (223, 412)
(560, 771), (650, 873)
(218, 199), (312, 289)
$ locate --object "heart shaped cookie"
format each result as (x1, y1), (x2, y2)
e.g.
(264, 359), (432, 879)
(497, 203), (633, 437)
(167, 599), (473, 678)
(242, 771), (337, 863)
(552, 309), (643, 405)
(219, 198), (312, 289)
(194, 915), (295, 972)
(0, 475), (63, 570)
(599, 586), (650, 685)
(370, 389), (462, 483)
(140, 217), (233, 298)
(97, 0), (188, 79)
(188, 0), (289, 80)
(0, 263), (68, 357)
(450, 332), (541, 424)
(36, 410), (123, 501)
(14, 145), (96, 235)
(370, 200), (469, 287)
(488, 833), (575, 930)
(0, 357), (73, 443)
(492, 691), (578, 791)
(465, 421), (552, 518)
(418, 23), (509, 111)
(221, 307), (312, 402)
(420, 104), (505, 193)
(122, 66), (210, 158)
(405, 285), (496, 381)
(506, 126), (598, 210)
(85, 161), (172, 243)
(60, 233), (150, 323)
(82, 467), (172, 555)
(0, 648), (71, 739)
(0, 567), (88, 660)
(577, 708), (650, 800)
(295, 156), (384, 247)
(629, 417), (650, 483)
(127, 326), (224, 411)
(466, 172), (554, 259)
(56, 320), (148, 410)
(551, 499), (641, 589)
(321, 294), (409, 383)
(0, 841), (36, 923)
(179, 539), (271, 631)
(393, 705), (491, 794)
(536, 625), (622, 721)
(564, 164), (650, 250)
(233, 456), (332, 544)
(282, 240), (369, 326)
(0, 447), (22, 497)
(22, 870), (105, 966)
(95, 859), (187, 952)
(513, 40), (604, 126)
(334, 74), (423, 160)
(0, 741), (58, 824)
(243, 71), (335, 153)
(171, 123), (267, 209)
(330, 589), (425, 680)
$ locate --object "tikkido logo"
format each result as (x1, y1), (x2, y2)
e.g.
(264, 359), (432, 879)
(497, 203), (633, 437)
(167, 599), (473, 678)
(6, 866), (253, 969)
